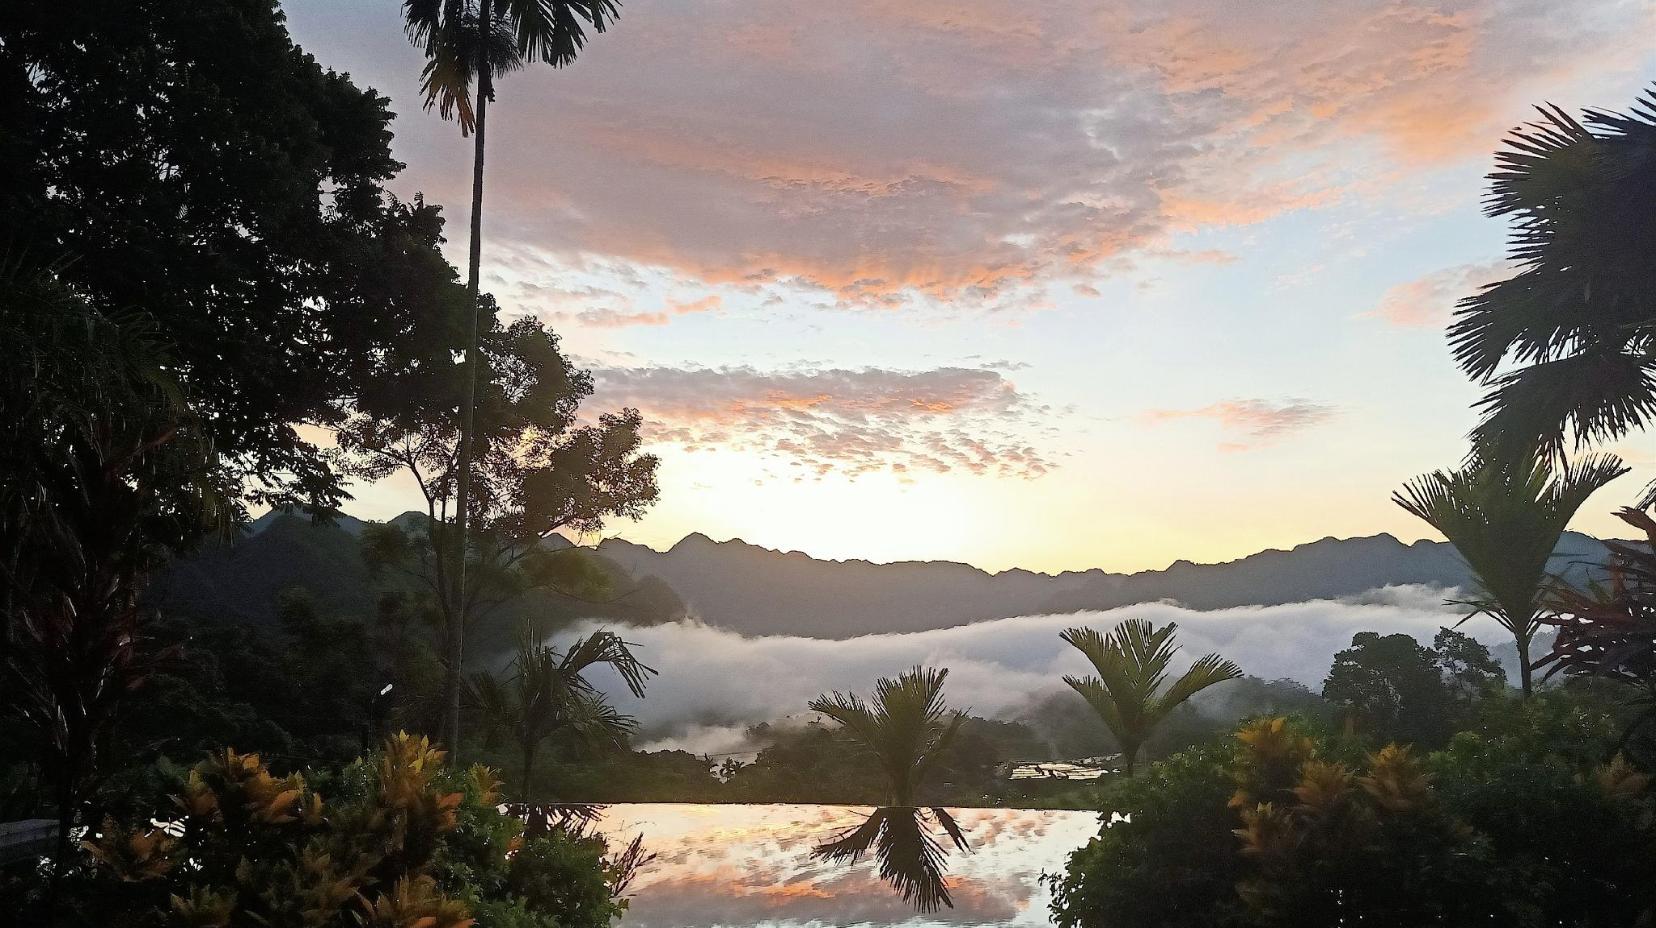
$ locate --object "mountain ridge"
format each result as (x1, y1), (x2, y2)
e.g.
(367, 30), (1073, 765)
(162, 512), (1626, 642)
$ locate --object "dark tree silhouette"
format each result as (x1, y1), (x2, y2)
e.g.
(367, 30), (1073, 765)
(339, 315), (658, 747)
(1449, 86), (1656, 499)
(1, 258), (222, 909)
(402, 0), (623, 748)
(1, 1), (468, 515)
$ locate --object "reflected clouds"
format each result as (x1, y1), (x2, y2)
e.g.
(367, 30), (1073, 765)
(591, 803), (1096, 927)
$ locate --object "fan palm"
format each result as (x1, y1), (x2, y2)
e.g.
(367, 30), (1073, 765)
(1394, 452), (1627, 695)
(469, 622), (653, 792)
(401, 0), (621, 747)
(1448, 87), (1656, 497)
(1061, 620), (1242, 777)
(809, 667), (970, 913)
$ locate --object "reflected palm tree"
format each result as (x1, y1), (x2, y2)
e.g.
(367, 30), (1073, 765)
(813, 805), (970, 913)
(807, 666), (970, 913)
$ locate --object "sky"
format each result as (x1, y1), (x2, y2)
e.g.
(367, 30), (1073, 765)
(282, 0), (1656, 574)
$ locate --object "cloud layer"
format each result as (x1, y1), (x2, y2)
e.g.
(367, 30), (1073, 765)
(588, 365), (1055, 478)
(571, 585), (1491, 746)
(459, 0), (1651, 311)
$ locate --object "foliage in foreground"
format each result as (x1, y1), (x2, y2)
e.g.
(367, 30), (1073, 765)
(1050, 695), (1656, 928)
(50, 733), (631, 928)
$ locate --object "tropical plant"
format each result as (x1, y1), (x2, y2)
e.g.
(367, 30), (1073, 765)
(809, 667), (970, 913)
(400, 0), (623, 748)
(1060, 620), (1242, 776)
(1, 257), (228, 908)
(813, 806), (969, 914)
(809, 667), (964, 807)
(1051, 708), (1656, 928)
(1447, 86), (1656, 497)
(1394, 451), (1626, 694)
(1539, 505), (1656, 750)
(470, 623), (654, 792)
(75, 733), (638, 928)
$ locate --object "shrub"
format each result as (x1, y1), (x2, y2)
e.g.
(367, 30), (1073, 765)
(72, 733), (633, 928)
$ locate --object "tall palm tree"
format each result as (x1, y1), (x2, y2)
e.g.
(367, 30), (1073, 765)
(401, 0), (621, 747)
(809, 667), (971, 913)
(1394, 452), (1627, 695)
(1448, 87), (1656, 493)
(1061, 620), (1242, 777)
(470, 623), (653, 792)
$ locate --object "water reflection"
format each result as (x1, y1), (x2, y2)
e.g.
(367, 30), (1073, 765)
(812, 806), (969, 913)
(589, 803), (1096, 928)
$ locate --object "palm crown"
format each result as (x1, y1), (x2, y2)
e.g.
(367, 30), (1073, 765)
(1448, 88), (1656, 478)
(809, 666), (962, 808)
(1062, 619), (1242, 776)
(1394, 451), (1626, 694)
(403, 0), (620, 133)
(470, 623), (654, 790)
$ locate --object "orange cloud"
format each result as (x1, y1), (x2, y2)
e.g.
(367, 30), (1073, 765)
(573, 294), (724, 329)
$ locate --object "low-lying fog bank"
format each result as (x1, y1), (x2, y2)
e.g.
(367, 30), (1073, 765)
(561, 584), (1502, 755)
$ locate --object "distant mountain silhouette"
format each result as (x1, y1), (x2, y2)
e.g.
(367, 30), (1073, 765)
(151, 511), (688, 646)
(593, 530), (1620, 638)
(153, 512), (1623, 642)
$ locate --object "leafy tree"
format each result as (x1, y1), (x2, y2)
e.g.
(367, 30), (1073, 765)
(1, 0), (468, 513)
(1433, 626), (1506, 703)
(400, 0), (624, 745)
(339, 315), (658, 749)
(1227, 721), (1491, 925)
(1061, 620), (1242, 776)
(1394, 452), (1626, 694)
(1447, 86), (1656, 494)
(1322, 632), (1455, 747)
(470, 623), (654, 793)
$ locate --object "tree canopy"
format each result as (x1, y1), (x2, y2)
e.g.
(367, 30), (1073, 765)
(1, 0), (469, 513)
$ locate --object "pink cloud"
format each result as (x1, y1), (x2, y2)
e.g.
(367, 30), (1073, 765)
(588, 366), (1056, 478)
(1142, 398), (1337, 450)
(1367, 260), (1510, 328)
(326, 0), (1653, 311)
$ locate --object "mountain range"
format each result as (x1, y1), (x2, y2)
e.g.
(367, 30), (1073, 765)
(152, 511), (1623, 640)
(593, 530), (1618, 637)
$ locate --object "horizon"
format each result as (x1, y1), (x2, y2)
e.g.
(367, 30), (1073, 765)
(278, 0), (1654, 574)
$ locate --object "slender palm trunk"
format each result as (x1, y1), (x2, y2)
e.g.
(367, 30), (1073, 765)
(1516, 630), (1533, 698)
(522, 741), (537, 798)
(444, 0), (492, 753)
(1121, 741), (1139, 778)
